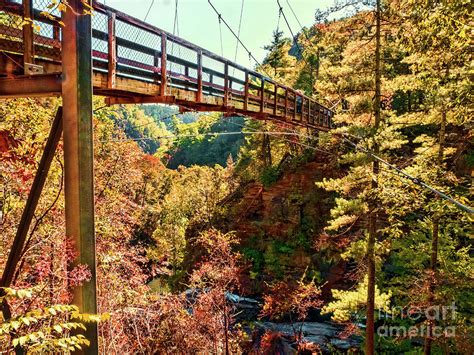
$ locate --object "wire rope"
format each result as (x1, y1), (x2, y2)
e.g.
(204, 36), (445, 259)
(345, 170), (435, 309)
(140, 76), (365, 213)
(218, 14), (224, 56)
(233, 0), (245, 65)
(207, 0), (272, 78)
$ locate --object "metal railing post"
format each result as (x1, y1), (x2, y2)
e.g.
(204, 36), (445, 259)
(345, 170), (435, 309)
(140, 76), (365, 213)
(244, 70), (249, 111)
(22, 0), (34, 71)
(107, 11), (116, 89)
(197, 50), (203, 102)
(160, 33), (167, 96)
(224, 62), (229, 106)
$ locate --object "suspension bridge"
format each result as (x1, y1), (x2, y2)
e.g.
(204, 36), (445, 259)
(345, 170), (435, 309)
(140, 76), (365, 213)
(0, 0), (334, 128)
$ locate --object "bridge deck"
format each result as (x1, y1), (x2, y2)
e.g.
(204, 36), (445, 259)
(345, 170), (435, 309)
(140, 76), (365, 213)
(0, 0), (333, 129)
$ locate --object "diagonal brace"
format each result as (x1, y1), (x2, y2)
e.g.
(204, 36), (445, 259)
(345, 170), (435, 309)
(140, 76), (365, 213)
(1, 107), (63, 290)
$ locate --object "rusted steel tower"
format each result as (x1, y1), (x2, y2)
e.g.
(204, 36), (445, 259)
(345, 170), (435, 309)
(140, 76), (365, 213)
(61, 0), (98, 352)
(0, 0), (98, 353)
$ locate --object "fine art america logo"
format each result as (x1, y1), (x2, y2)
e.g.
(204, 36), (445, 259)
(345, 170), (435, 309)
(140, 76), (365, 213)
(377, 302), (457, 338)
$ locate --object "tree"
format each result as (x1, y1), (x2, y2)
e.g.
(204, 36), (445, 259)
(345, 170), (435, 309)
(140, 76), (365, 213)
(383, 1), (473, 352)
(263, 30), (293, 78)
(314, 0), (472, 352)
(260, 275), (323, 351)
(314, 1), (392, 352)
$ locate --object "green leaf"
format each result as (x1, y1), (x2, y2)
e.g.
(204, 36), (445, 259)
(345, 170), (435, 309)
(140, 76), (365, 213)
(19, 336), (27, 346)
(11, 321), (21, 330)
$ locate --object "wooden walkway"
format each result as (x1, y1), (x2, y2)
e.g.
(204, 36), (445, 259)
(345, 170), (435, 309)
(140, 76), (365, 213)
(0, 0), (334, 129)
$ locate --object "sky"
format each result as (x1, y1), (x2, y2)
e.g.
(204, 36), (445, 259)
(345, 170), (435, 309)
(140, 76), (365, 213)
(101, 0), (333, 68)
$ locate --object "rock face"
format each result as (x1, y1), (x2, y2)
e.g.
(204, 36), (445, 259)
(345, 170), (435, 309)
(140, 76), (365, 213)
(184, 289), (261, 321)
(222, 157), (351, 297)
(225, 292), (261, 321)
(255, 321), (361, 354)
(184, 290), (361, 353)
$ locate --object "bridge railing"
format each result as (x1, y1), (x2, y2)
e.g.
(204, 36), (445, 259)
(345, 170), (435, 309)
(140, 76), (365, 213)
(0, 0), (334, 129)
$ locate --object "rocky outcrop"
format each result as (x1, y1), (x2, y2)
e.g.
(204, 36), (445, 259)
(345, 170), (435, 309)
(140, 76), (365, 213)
(223, 158), (350, 296)
(255, 321), (361, 354)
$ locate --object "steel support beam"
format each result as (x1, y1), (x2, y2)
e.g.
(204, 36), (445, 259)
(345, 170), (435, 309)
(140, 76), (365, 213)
(61, 1), (98, 354)
(105, 95), (175, 105)
(0, 108), (62, 289)
(0, 73), (62, 97)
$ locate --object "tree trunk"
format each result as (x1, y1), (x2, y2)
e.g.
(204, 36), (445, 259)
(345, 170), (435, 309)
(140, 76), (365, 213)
(262, 133), (272, 167)
(223, 293), (230, 355)
(366, 0), (381, 354)
(424, 105), (446, 355)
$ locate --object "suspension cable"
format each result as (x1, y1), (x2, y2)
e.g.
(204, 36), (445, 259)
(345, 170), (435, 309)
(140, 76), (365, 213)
(143, 0), (155, 22)
(339, 137), (474, 214)
(207, 0), (272, 78)
(233, 0), (246, 65)
(276, 0), (307, 65)
(172, 0), (180, 36)
(285, 0), (304, 34)
(100, 102), (473, 214)
(276, 4), (282, 33)
(182, 108), (474, 213)
(218, 14), (224, 56)
(168, 0), (180, 95)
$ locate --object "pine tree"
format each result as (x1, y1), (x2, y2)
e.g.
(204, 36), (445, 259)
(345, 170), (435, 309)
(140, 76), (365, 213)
(263, 30), (293, 78)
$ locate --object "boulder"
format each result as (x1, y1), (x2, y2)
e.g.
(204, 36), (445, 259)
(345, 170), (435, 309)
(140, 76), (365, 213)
(255, 321), (361, 353)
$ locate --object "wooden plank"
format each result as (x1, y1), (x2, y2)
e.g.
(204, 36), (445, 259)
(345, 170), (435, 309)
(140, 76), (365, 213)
(153, 49), (160, 82)
(107, 11), (116, 89)
(284, 88), (288, 119)
(106, 95), (175, 105)
(53, 25), (60, 42)
(244, 70), (249, 110)
(293, 92), (297, 120)
(0, 38), (61, 61)
(160, 33), (167, 96)
(93, 72), (160, 96)
(307, 99), (311, 122)
(260, 78), (265, 113)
